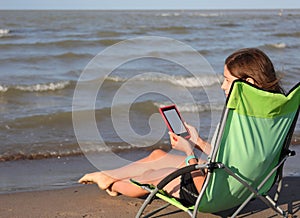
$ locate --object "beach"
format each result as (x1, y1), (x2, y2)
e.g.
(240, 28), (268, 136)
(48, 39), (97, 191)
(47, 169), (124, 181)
(0, 176), (299, 217)
(0, 150), (299, 217)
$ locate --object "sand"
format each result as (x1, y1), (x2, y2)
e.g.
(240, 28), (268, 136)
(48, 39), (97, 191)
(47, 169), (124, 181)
(0, 176), (299, 218)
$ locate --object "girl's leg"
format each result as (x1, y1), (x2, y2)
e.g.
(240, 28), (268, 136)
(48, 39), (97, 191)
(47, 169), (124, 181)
(79, 149), (185, 190)
(109, 167), (206, 198)
(110, 167), (182, 198)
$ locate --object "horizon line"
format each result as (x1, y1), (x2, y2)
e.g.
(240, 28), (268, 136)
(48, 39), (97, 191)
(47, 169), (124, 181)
(0, 8), (298, 11)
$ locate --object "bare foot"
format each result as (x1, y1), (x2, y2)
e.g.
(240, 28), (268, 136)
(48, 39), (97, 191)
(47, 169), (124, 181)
(78, 172), (116, 190)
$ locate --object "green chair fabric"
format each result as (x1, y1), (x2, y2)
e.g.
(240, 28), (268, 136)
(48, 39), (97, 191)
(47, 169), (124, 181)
(199, 81), (299, 212)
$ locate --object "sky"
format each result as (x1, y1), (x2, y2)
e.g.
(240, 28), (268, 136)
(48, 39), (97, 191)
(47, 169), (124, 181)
(1, 0), (300, 10)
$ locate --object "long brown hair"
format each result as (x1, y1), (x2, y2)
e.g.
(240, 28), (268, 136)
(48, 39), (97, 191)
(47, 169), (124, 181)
(225, 48), (284, 94)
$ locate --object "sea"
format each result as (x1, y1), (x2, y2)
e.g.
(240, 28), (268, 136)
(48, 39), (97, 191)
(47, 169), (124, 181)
(0, 9), (299, 193)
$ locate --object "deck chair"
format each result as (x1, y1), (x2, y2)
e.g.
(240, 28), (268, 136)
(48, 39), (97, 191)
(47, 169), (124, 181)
(131, 80), (300, 217)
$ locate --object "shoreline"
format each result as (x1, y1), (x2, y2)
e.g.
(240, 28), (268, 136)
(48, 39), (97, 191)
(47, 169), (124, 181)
(0, 176), (299, 217)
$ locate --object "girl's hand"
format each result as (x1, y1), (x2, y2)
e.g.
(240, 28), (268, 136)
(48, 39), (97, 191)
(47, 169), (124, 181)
(185, 123), (199, 145)
(169, 132), (193, 155)
(185, 123), (209, 154)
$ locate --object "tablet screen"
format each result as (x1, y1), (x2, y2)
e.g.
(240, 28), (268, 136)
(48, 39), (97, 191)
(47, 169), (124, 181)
(159, 105), (190, 139)
(163, 109), (187, 135)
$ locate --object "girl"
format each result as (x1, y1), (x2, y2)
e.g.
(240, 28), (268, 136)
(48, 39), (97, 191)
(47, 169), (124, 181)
(78, 48), (284, 206)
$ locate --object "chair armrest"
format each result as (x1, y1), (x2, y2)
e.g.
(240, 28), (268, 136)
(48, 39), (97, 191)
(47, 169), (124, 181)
(157, 164), (200, 190)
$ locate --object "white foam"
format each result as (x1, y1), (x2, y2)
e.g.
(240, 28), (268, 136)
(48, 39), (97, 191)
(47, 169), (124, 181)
(269, 42), (287, 49)
(0, 85), (8, 92)
(107, 75), (125, 82)
(158, 12), (219, 17)
(107, 74), (221, 88)
(154, 102), (224, 113)
(16, 81), (70, 92)
(169, 75), (220, 88)
(159, 12), (181, 17)
(0, 29), (10, 37)
(190, 12), (219, 17)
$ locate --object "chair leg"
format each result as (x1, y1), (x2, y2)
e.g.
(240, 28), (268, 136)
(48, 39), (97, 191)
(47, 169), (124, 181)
(274, 169), (283, 203)
(136, 190), (157, 218)
(230, 193), (287, 218)
(230, 193), (255, 217)
(263, 195), (286, 217)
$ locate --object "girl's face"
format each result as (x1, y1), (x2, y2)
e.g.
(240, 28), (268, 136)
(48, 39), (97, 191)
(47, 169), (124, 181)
(221, 65), (239, 97)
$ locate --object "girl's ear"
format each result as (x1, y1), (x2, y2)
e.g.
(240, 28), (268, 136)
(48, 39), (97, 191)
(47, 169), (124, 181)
(245, 77), (255, 84)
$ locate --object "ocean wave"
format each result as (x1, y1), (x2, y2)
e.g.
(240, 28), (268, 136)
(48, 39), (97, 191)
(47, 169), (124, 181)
(154, 102), (224, 113)
(2, 101), (154, 130)
(1, 98), (297, 162)
(0, 81), (72, 93)
(0, 146), (82, 162)
(0, 85), (8, 92)
(158, 12), (181, 17)
(35, 39), (94, 48)
(152, 26), (190, 34)
(0, 141), (168, 162)
(0, 29), (10, 37)
(170, 75), (221, 87)
(156, 12), (220, 17)
(273, 31), (300, 38)
(2, 100), (220, 133)
(96, 30), (123, 37)
(106, 74), (221, 88)
(1, 74), (221, 95)
(16, 81), (71, 92)
(54, 52), (93, 60)
(0, 52), (93, 64)
(0, 141), (121, 162)
(97, 39), (122, 46)
(218, 23), (241, 27)
(0, 38), (122, 49)
(264, 42), (287, 49)
(188, 12), (220, 17)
